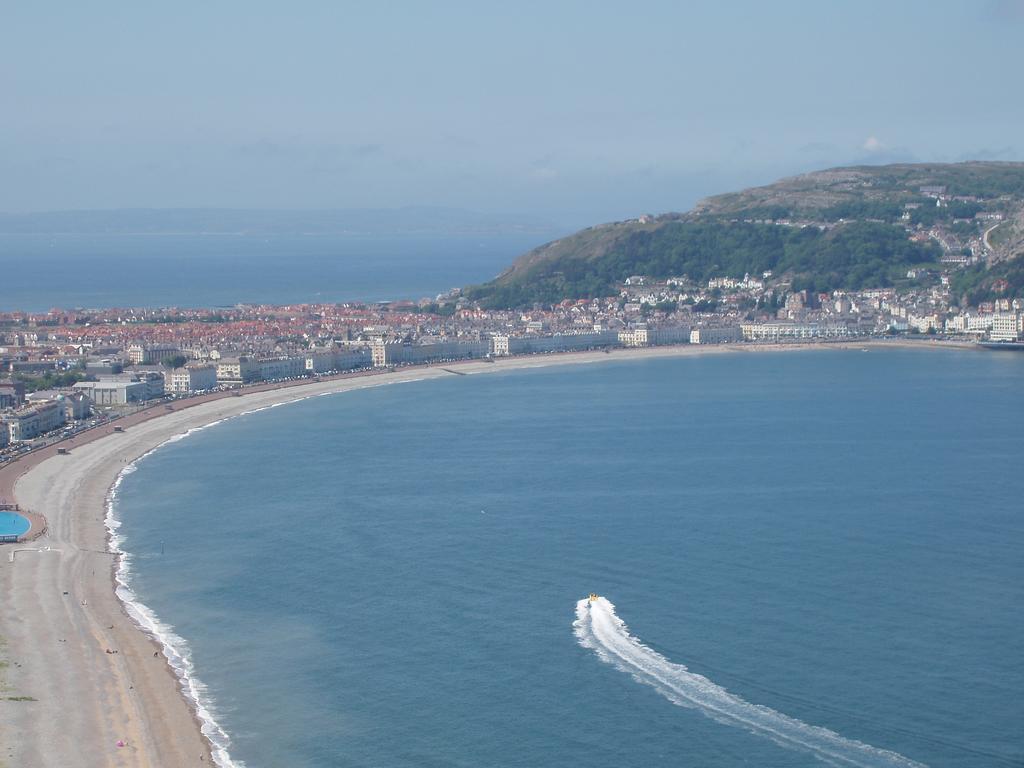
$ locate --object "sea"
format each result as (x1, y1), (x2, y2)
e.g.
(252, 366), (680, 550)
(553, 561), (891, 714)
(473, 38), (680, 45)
(0, 232), (549, 312)
(111, 348), (1023, 768)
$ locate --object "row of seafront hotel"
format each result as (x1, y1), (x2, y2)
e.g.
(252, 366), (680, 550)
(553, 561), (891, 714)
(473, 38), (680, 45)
(1, 320), (867, 448)
(372, 326), (698, 365)
(178, 328), (696, 379)
(365, 321), (856, 364)
(0, 332), (615, 447)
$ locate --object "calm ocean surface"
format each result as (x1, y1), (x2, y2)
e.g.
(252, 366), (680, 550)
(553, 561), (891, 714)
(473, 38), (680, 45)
(114, 349), (1024, 768)
(0, 233), (547, 311)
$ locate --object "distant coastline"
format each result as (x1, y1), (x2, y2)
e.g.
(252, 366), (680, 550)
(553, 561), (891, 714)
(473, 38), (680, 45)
(0, 231), (549, 312)
(0, 207), (562, 237)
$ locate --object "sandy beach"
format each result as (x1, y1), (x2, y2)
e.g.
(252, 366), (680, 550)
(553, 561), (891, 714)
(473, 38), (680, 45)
(0, 338), (977, 767)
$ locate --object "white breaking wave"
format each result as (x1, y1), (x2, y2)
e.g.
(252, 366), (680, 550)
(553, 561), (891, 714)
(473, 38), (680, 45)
(107, 425), (242, 768)
(573, 597), (926, 768)
(102, 386), (362, 765)
(104, 393), (345, 766)
(101, 376), (438, 766)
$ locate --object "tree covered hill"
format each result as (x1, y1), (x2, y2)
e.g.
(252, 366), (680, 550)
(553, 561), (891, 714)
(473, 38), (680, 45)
(465, 162), (1024, 309)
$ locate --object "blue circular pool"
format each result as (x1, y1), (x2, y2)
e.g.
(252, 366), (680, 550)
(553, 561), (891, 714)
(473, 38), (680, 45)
(0, 511), (30, 537)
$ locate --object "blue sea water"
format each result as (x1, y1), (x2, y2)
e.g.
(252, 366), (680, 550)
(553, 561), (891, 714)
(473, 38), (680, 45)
(0, 233), (547, 311)
(114, 349), (1024, 768)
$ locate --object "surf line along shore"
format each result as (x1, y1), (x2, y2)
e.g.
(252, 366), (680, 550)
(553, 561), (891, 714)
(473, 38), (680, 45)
(0, 339), (969, 767)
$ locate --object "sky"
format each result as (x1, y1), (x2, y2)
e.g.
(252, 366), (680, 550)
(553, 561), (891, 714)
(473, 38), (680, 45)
(3, 0), (1023, 227)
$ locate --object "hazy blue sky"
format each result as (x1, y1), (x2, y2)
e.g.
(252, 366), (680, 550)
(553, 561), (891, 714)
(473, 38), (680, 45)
(3, 1), (1022, 226)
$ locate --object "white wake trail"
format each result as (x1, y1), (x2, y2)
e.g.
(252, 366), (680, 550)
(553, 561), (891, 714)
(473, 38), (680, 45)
(573, 597), (926, 768)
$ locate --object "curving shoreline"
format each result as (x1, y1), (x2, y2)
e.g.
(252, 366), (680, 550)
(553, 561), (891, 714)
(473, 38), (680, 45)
(104, 420), (243, 766)
(0, 339), (976, 767)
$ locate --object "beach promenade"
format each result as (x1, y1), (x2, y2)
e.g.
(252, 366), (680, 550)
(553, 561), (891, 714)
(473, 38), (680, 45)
(0, 339), (971, 767)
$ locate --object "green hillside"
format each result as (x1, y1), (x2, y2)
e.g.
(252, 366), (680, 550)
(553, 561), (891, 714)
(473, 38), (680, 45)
(953, 254), (1024, 304)
(465, 162), (1024, 309)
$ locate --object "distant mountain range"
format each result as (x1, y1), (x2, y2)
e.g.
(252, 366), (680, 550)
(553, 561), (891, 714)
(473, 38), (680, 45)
(465, 162), (1024, 308)
(0, 206), (560, 237)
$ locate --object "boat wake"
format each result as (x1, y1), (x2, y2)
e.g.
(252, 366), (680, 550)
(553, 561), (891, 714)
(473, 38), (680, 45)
(573, 597), (926, 767)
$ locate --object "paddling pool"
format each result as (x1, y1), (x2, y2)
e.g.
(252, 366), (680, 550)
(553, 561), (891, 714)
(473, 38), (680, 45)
(0, 511), (30, 537)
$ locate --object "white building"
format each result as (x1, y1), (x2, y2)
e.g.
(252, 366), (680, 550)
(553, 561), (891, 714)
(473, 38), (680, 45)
(72, 372), (164, 405)
(740, 322), (853, 342)
(690, 326), (742, 344)
(73, 379), (149, 406)
(490, 335), (511, 357)
(618, 328), (649, 347)
(947, 312), (996, 336)
(497, 331), (620, 357)
(990, 313), (1022, 342)
(944, 314), (968, 333)
(619, 325), (690, 347)
(165, 363), (218, 394)
(304, 348), (372, 374)
(372, 340), (490, 366)
(908, 314), (940, 334)
(2, 400), (67, 441)
(967, 314), (994, 333)
(216, 357), (260, 384)
(216, 355), (308, 384)
(127, 343), (180, 365)
(255, 356), (306, 381)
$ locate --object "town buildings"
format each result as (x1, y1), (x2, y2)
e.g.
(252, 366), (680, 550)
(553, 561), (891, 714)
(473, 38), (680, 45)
(73, 372), (165, 405)
(990, 312), (1023, 342)
(690, 326), (742, 344)
(740, 322), (853, 342)
(215, 357), (261, 385)
(215, 355), (307, 384)
(2, 226), (1022, 453)
(61, 391), (92, 420)
(127, 343), (181, 365)
(490, 330), (620, 357)
(371, 339), (490, 366)
(637, 325), (691, 347)
(304, 348), (372, 374)
(2, 400), (66, 442)
(0, 380), (26, 409)
(166, 363), (218, 394)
